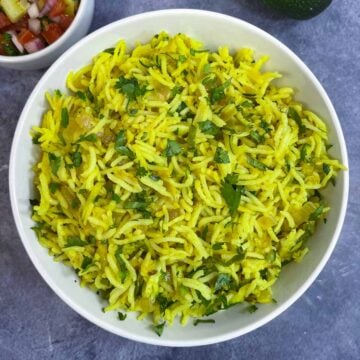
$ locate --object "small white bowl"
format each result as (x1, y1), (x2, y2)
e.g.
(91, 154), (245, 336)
(9, 9), (349, 346)
(0, 0), (94, 70)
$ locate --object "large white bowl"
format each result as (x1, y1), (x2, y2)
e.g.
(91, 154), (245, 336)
(0, 0), (94, 70)
(9, 9), (349, 346)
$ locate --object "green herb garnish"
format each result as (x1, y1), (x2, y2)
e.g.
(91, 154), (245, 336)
(221, 173), (244, 216)
(48, 153), (61, 175)
(71, 151), (82, 168)
(247, 304), (258, 313)
(288, 107), (305, 134)
(81, 256), (92, 270)
(214, 273), (232, 292)
(214, 147), (230, 164)
(115, 76), (147, 101)
(198, 120), (221, 137)
(115, 248), (128, 282)
(117, 312), (127, 321)
(247, 155), (268, 171)
(309, 205), (324, 221)
(65, 236), (87, 247)
(209, 78), (231, 104)
(115, 130), (135, 160)
(49, 182), (59, 194)
(164, 140), (182, 157)
(61, 108), (69, 128)
(193, 319), (215, 326)
(153, 322), (165, 337)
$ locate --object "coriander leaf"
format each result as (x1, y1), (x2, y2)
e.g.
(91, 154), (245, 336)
(30, 199), (39, 207)
(250, 130), (264, 144)
(259, 268), (269, 280)
(209, 78), (231, 104)
(221, 180), (243, 216)
(81, 256), (92, 270)
(170, 85), (183, 99)
(115, 76), (146, 102)
(224, 173), (238, 185)
(260, 120), (271, 133)
(71, 198), (80, 209)
(118, 312), (127, 321)
(87, 235), (96, 244)
(247, 155), (268, 171)
(65, 236), (87, 247)
(247, 304), (258, 314)
(309, 205), (324, 221)
(190, 48), (209, 56)
(193, 319), (215, 326)
(323, 163), (330, 175)
(115, 130), (135, 159)
(115, 130), (126, 147)
(212, 243), (224, 250)
(32, 133), (41, 144)
(112, 193), (121, 203)
(78, 133), (97, 143)
(198, 120), (220, 136)
(240, 100), (253, 108)
(49, 182), (59, 194)
(86, 89), (94, 102)
(153, 322), (165, 337)
(214, 273), (232, 292)
(124, 191), (149, 212)
(288, 107), (305, 134)
(54, 89), (62, 97)
(48, 153), (61, 175)
(103, 47), (115, 54)
(201, 225), (209, 241)
(164, 140), (182, 157)
(76, 91), (86, 100)
(136, 166), (148, 177)
(71, 151), (82, 168)
(225, 253), (245, 266)
(300, 144), (310, 162)
(117, 146), (135, 160)
(214, 147), (230, 164)
(178, 55), (187, 63)
(61, 108), (69, 128)
(128, 108), (138, 116)
(115, 248), (128, 282)
(156, 294), (174, 313)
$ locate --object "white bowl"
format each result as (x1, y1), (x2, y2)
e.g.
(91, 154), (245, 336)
(9, 9), (349, 346)
(0, 0), (94, 70)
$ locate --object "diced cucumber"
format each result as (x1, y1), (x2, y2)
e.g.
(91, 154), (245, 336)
(0, 0), (28, 23)
(63, 0), (78, 16)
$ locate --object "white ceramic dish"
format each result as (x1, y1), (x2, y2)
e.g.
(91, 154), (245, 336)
(9, 9), (349, 346)
(0, 0), (94, 70)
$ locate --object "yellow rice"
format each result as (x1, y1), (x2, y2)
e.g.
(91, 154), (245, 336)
(30, 32), (344, 329)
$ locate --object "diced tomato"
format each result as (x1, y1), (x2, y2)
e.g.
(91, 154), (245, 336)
(18, 29), (36, 46)
(49, 0), (66, 18)
(7, 15), (29, 31)
(0, 12), (11, 30)
(41, 23), (64, 44)
(58, 14), (73, 30)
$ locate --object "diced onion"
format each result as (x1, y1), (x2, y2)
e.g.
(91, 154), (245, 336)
(27, 3), (40, 18)
(24, 37), (45, 53)
(28, 18), (41, 35)
(6, 31), (24, 53)
(39, 0), (58, 16)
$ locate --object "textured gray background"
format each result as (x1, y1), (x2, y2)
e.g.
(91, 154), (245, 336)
(1, 1), (359, 359)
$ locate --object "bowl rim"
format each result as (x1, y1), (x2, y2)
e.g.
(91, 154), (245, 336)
(0, 0), (89, 63)
(9, 8), (349, 347)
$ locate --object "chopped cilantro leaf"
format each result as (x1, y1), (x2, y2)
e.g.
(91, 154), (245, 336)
(115, 76), (146, 101)
(118, 312), (127, 321)
(164, 140), (182, 157)
(153, 322), (165, 337)
(81, 256), (92, 270)
(61, 108), (69, 128)
(247, 304), (258, 314)
(250, 130), (264, 144)
(76, 91), (87, 101)
(48, 153), (61, 175)
(49, 182), (59, 194)
(323, 163), (330, 175)
(198, 120), (221, 136)
(214, 273), (232, 292)
(214, 147), (230, 164)
(221, 174), (244, 216)
(193, 319), (215, 326)
(247, 155), (268, 171)
(309, 205), (324, 221)
(288, 107), (305, 134)
(115, 248), (128, 282)
(71, 151), (82, 168)
(78, 133), (97, 143)
(209, 78), (231, 104)
(65, 236), (87, 247)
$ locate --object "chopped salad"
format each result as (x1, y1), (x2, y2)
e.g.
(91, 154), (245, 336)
(0, 0), (79, 56)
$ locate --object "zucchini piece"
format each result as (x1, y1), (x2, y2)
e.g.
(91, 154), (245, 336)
(0, 0), (28, 23)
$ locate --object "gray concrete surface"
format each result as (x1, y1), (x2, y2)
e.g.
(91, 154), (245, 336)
(0, 0), (359, 359)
